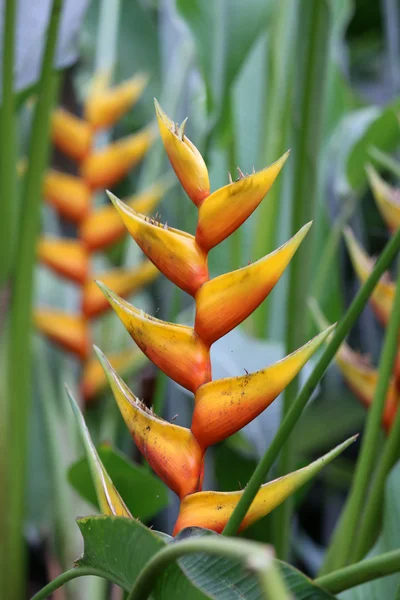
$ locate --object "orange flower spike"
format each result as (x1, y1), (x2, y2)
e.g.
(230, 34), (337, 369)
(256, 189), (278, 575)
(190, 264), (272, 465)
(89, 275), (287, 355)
(82, 347), (147, 403)
(85, 74), (148, 131)
(81, 126), (155, 190)
(366, 164), (400, 233)
(43, 170), (91, 223)
(34, 310), (90, 360)
(344, 228), (395, 326)
(107, 192), (208, 296)
(196, 151), (289, 251)
(195, 222), (312, 345)
(80, 180), (168, 252)
(95, 347), (204, 498)
(82, 261), (158, 319)
(38, 238), (89, 284)
(67, 386), (132, 517)
(154, 100), (210, 206)
(52, 108), (92, 162)
(192, 326), (335, 449)
(97, 282), (211, 392)
(173, 435), (357, 535)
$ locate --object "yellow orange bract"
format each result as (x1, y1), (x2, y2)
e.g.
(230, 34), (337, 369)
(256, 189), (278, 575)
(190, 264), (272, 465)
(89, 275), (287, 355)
(52, 108), (92, 162)
(38, 237), (88, 284)
(43, 170), (91, 223)
(366, 164), (400, 233)
(34, 310), (90, 360)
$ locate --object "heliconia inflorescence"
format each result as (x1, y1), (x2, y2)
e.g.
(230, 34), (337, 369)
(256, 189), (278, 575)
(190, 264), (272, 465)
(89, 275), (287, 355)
(77, 99), (357, 535)
(35, 73), (172, 402)
(310, 164), (400, 432)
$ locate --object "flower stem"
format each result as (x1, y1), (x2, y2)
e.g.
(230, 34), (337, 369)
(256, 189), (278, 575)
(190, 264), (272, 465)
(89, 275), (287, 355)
(321, 259), (400, 574)
(222, 227), (400, 538)
(30, 567), (120, 600)
(127, 537), (287, 600)
(5, 2), (63, 598)
(315, 549), (400, 594)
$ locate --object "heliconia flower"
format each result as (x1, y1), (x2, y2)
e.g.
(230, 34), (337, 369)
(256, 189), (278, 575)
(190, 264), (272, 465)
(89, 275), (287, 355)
(81, 126), (155, 190)
(96, 282), (211, 392)
(366, 164), (400, 233)
(196, 151), (289, 251)
(66, 385), (132, 517)
(37, 237), (88, 284)
(34, 310), (90, 360)
(191, 326), (335, 449)
(52, 108), (92, 162)
(82, 261), (158, 319)
(82, 346), (147, 403)
(344, 228), (394, 326)
(154, 99), (210, 206)
(95, 347), (204, 498)
(79, 180), (168, 252)
(173, 435), (357, 535)
(85, 74), (148, 131)
(195, 222), (312, 345)
(43, 170), (91, 223)
(107, 192), (209, 296)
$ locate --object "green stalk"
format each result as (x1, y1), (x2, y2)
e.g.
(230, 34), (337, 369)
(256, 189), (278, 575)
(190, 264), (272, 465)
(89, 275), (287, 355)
(352, 399), (400, 560)
(321, 260), (400, 574)
(30, 567), (121, 600)
(5, 2), (63, 598)
(222, 227), (400, 538)
(315, 549), (400, 594)
(273, 0), (332, 560)
(252, 0), (298, 336)
(0, 0), (18, 285)
(127, 537), (288, 600)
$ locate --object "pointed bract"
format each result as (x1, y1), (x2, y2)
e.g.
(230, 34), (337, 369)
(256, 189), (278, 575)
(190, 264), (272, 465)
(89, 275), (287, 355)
(107, 192), (209, 295)
(81, 127), (155, 190)
(34, 310), (90, 360)
(52, 108), (92, 162)
(97, 283), (211, 392)
(366, 164), (400, 233)
(95, 348), (204, 498)
(173, 436), (357, 534)
(82, 347), (147, 403)
(43, 170), (91, 223)
(195, 223), (312, 345)
(154, 99), (210, 206)
(66, 386), (132, 517)
(85, 74), (148, 130)
(192, 326), (335, 449)
(195, 152), (289, 251)
(80, 181), (167, 252)
(38, 238), (88, 284)
(83, 261), (158, 319)
(344, 228), (394, 326)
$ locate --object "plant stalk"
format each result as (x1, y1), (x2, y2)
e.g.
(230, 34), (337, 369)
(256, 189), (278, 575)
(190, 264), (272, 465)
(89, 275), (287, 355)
(5, 2), (63, 598)
(30, 567), (121, 600)
(222, 227), (400, 538)
(321, 260), (400, 574)
(315, 549), (400, 594)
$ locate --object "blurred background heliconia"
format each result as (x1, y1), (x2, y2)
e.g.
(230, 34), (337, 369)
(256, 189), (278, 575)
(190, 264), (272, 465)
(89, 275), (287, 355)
(1, 0), (400, 599)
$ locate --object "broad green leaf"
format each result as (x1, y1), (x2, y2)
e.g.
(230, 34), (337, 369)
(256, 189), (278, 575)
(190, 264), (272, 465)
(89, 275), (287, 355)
(340, 463), (400, 599)
(68, 444), (168, 522)
(76, 515), (209, 599)
(176, 528), (336, 599)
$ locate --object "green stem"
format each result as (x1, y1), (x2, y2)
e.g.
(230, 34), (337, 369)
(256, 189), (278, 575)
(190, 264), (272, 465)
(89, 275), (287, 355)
(222, 227), (400, 538)
(0, 0), (18, 286)
(321, 260), (400, 573)
(30, 567), (121, 600)
(352, 396), (400, 560)
(273, 0), (331, 560)
(315, 549), (400, 594)
(5, 2), (63, 598)
(127, 537), (287, 600)
(369, 146), (400, 180)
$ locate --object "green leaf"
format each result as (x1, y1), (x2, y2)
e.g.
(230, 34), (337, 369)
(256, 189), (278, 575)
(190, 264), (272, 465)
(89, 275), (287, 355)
(76, 516), (209, 599)
(176, 528), (336, 599)
(68, 445), (168, 522)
